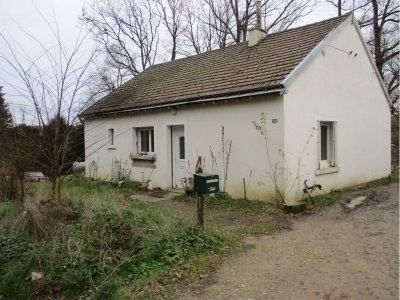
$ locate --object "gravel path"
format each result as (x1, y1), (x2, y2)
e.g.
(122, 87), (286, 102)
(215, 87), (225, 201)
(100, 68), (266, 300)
(177, 184), (399, 300)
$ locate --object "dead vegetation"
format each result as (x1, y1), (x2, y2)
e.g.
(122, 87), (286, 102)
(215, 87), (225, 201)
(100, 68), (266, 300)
(1, 191), (78, 241)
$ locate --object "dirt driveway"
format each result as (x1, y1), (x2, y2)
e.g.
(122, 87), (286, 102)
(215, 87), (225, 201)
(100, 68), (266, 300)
(177, 183), (399, 300)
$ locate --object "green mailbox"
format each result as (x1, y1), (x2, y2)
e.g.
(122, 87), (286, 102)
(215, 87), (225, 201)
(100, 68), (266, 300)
(193, 173), (219, 194)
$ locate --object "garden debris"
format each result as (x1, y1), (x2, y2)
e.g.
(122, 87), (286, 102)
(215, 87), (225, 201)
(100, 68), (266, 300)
(31, 272), (43, 281)
(345, 196), (366, 210)
(341, 191), (389, 212)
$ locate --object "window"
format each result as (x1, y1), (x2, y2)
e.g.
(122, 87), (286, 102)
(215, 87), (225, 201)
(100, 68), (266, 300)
(138, 128), (154, 153)
(179, 136), (185, 159)
(318, 121), (336, 169)
(108, 128), (115, 147)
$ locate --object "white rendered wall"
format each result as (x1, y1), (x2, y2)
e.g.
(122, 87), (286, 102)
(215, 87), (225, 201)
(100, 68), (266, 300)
(84, 94), (284, 200)
(282, 20), (391, 202)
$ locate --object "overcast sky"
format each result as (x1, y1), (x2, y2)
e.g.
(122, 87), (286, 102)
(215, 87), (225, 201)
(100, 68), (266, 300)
(0, 0), (335, 123)
(0, 0), (88, 123)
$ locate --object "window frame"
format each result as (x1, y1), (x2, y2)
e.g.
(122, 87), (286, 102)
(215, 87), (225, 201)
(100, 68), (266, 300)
(317, 120), (338, 174)
(107, 128), (116, 149)
(137, 127), (155, 153)
(179, 136), (185, 159)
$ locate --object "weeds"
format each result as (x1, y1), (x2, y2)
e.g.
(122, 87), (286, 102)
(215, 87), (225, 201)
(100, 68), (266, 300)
(177, 192), (279, 215)
(253, 113), (315, 204)
(0, 234), (29, 269)
(210, 126), (232, 192)
(0, 175), (232, 299)
(301, 189), (344, 211)
(391, 172), (399, 183)
(0, 201), (18, 220)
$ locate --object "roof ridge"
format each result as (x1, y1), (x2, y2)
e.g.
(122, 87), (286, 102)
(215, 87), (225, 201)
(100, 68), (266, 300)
(266, 12), (351, 37)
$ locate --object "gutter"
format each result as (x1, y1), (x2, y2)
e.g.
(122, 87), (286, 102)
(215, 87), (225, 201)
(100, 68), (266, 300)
(80, 85), (283, 118)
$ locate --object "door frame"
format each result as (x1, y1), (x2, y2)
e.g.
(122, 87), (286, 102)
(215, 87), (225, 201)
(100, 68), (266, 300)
(164, 121), (187, 189)
(172, 125), (186, 188)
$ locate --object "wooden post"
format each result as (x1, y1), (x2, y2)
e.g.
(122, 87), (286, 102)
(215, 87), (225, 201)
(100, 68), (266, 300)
(197, 193), (204, 228)
(243, 178), (247, 200)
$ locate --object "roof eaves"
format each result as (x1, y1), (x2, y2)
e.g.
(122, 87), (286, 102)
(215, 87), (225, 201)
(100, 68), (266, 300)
(80, 84), (284, 118)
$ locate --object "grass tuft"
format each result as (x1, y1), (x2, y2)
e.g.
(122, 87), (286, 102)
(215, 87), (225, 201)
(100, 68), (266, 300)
(0, 201), (19, 221)
(0, 175), (233, 300)
(177, 191), (279, 215)
(301, 189), (344, 211)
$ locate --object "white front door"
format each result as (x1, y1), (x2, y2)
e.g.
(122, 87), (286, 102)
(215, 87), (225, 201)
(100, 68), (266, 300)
(172, 125), (186, 188)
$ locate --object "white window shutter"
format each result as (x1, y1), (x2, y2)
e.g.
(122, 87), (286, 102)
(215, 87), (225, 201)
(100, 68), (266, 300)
(331, 122), (337, 166)
(317, 120), (321, 169)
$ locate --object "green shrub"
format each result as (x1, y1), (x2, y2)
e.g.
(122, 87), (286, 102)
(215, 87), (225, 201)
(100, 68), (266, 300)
(65, 175), (110, 193)
(0, 235), (29, 270)
(118, 223), (224, 284)
(202, 192), (277, 214)
(0, 201), (19, 220)
(0, 240), (41, 300)
(0, 177), (231, 300)
(144, 224), (223, 264)
(93, 277), (122, 300)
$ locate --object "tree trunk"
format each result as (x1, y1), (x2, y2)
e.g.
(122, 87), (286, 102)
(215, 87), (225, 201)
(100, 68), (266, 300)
(171, 37), (176, 61)
(57, 177), (62, 202)
(371, 0), (383, 76)
(51, 179), (56, 201)
(18, 175), (24, 203)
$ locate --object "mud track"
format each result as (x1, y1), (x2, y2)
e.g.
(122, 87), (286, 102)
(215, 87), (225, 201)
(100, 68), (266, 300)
(177, 184), (399, 300)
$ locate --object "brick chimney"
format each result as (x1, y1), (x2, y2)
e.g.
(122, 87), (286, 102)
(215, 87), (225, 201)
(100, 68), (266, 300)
(248, 1), (266, 46)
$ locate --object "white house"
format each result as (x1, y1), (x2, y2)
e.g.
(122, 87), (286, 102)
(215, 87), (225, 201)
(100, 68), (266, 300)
(80, 12), (391, 203)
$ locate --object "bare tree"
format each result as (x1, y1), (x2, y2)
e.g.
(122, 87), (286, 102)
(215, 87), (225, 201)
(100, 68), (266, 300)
(84, 56), (129, 108)
(0, 8), (96, 202)
(204, 0), (315, 44)
(6, 125), (38, 202)
(181, 1), (231, 55)
(82, 0), (160, 76)
(205, 0), (247, 43)
(385, 53), (399, 112)
(367, 0), (399, 109)
(325, 0), (369, 16)
(181, 8), (213, 55)
(262, 0), (317, 33)
(155, 0), (187, 60)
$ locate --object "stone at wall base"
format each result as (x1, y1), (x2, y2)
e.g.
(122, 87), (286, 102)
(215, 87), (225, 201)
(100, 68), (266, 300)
(283, 203), (306, 214)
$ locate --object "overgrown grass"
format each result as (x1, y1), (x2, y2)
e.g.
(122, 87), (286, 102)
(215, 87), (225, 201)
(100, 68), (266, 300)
(0, 176), (234, 299)
(301, 189), (344, 211)
(391, 172), (399, 183)
(0, 201), (19, 221)
(3, 176), (371, 299)
(177, 191), (279, 215)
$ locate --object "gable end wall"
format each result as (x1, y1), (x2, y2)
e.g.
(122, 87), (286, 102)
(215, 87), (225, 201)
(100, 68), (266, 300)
(282, 20), (391, 201)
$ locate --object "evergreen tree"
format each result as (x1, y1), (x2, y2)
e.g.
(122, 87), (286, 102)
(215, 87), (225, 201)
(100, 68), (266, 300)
(0, 86), (13, 130)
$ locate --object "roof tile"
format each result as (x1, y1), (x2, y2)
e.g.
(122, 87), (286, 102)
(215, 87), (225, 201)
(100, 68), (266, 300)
(82, 14), (349, 117)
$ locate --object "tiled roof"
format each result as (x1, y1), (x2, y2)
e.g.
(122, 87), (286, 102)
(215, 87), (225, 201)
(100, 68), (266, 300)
(81, 14), (349, 117)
